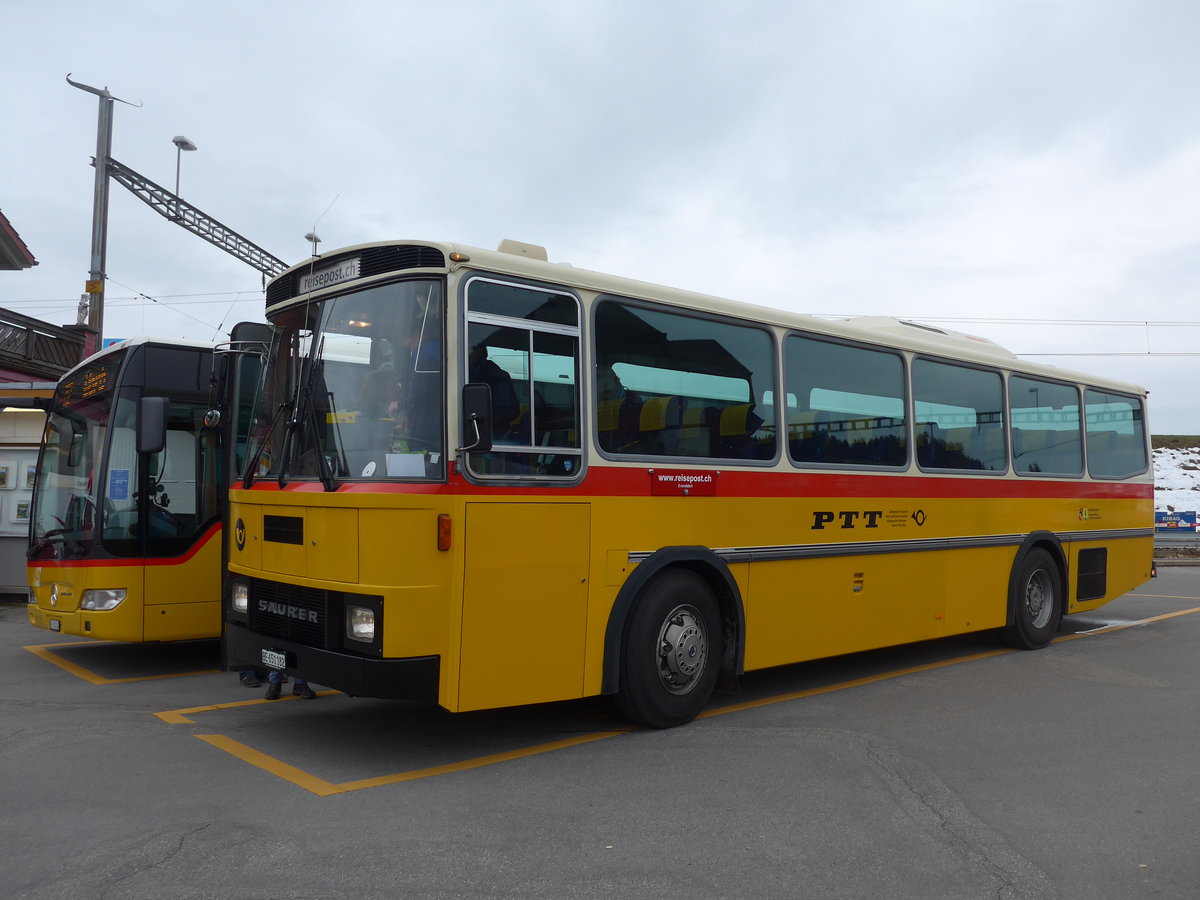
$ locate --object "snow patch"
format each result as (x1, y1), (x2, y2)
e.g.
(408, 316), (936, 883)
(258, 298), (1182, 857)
(1154, 446), (1200, 513)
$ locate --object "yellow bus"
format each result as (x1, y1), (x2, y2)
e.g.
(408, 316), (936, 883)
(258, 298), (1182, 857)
(26, 328), (264, 642)
(224, 239), (1153, 727)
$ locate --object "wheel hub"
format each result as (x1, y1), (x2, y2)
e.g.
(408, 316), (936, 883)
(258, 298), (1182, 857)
(657, 605), (707, 694)
(1025, 569), (1053, 628)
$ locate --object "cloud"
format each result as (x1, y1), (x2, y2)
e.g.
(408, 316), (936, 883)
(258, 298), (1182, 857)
(1, 0), (1197, 428)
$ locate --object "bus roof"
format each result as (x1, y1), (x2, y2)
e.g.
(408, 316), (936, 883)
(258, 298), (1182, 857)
(58, 335), (220, 382)
(269, 238), (1148, 398)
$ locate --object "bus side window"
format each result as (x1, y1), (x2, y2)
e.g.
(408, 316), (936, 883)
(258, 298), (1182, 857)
(1084, 390), (1147, 478)
(1009, 376), (1083, 476)
(594, 298), (777, 462)
(784, 335), (907, 468)
(912, 358), (1005, 473)
(465, 281), (581, 478)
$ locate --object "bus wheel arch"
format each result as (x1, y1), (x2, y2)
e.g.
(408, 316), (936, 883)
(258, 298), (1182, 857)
(1002, 533), (1066, 649)
(602, 547), (744, 727)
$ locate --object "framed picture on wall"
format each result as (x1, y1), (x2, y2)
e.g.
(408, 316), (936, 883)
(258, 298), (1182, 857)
(25, 464), (37, 489)
(14, 500), (30, 523)
(0, 466), (8, 489)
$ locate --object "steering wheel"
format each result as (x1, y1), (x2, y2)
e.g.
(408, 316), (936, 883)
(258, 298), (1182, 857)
(147, 503), (185, 538)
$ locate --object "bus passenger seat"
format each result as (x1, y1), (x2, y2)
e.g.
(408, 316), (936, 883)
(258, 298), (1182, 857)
(678, 405), (717, 456)
(717, 403), (764, 458)
(639, 396), (685, 454)
(597, 399), (623, 452)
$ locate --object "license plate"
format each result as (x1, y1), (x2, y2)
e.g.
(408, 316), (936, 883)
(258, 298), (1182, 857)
(49, 619), (61, 632)
(261, 649), (287, 670)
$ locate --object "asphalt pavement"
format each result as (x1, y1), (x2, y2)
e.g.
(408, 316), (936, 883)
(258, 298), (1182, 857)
(2, 569), (1199, 899)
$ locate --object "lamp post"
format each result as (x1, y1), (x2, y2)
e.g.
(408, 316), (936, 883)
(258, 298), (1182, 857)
(172, 136), (197, 219)
(67, 75), (126, 343)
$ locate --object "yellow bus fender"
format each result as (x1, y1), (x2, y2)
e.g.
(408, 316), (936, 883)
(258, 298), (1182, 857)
(601, 545), (745, 696)
(1005, 530), (1067, 632)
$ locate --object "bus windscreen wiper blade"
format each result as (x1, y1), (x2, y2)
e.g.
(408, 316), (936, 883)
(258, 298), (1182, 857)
(276, 335), (338, 491)
(241, 398), (289, 488)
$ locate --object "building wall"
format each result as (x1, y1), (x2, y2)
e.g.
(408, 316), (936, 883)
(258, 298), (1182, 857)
(0, 407), (46, 595)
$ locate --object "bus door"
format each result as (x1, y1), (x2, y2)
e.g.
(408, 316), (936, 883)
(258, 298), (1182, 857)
(130, 395), (224, 641)
(458, 502), (591, 711)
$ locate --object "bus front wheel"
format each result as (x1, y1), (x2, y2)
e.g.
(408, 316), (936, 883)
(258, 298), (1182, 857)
(615, 569), (723, 728)
(1002, 547), (1063, 649)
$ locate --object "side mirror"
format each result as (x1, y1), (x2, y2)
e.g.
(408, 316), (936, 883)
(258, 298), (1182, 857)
(459, 383), (493, 453)
(137, 396), (169, 455)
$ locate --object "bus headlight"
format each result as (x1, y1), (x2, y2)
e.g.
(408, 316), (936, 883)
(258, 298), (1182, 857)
(80, 589), (127, 611)
(346, 605), (375, 642)
(231, 582), (249, 613)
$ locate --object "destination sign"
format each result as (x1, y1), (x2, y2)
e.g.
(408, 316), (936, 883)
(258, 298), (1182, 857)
(298, 257), (361, 293)
(60, 359), (119, 408)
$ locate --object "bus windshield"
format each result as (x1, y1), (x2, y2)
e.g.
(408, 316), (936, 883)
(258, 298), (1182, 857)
(247, 278), (445, 484)
(30, 402), (104, 560)
(29, 353), (125, 561)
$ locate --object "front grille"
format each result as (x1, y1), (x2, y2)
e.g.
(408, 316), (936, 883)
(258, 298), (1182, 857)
(246, 578), (384, 653)
(266, 244), (447, 306)
(248, 578), (328, 646)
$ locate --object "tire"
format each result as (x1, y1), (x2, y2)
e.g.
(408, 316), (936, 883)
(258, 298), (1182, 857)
(614, 568), (723, 728)
(1001, 547), (1063, 649)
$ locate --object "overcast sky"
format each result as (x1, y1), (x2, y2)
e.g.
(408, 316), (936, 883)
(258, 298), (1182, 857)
(2, 1), (1198, 432)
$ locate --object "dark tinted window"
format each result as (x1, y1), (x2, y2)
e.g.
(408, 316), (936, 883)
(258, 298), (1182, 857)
(467, 280), (578, 326)
(785, 336), (906, 467)
(912, 359), (1005, 471)
(1085, 389), (1147, 479)
(594, 299), (776, 460)
(1009, 376), (1082, 475)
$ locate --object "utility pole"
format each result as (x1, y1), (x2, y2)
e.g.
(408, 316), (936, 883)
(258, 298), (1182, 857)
(67, 74), (140, 344)
(66, 74), (287, 344)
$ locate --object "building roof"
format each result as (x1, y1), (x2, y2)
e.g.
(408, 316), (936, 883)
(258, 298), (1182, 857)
(0, 209), (37, 270)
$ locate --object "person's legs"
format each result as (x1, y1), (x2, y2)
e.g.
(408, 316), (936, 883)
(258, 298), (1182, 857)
(292, 679), (316, 700)
(265, 669), (284, 700)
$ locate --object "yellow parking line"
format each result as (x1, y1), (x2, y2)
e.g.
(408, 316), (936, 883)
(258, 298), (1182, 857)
(162, 603), (1200, 795)
(333, 731), (631, 792)
(24, 641), (218, 685)
(195, 729), (632, 796)
(1128, 593), (1200, 601)
(196, 734), (344, 796)
(1058, 605), (1200, 638)
(698, 648), (1015, 720)
(155, 690), (341, 724)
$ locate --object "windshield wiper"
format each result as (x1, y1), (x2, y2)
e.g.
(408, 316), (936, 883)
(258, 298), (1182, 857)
(241, 398), (290, 489)
(276, 337), (337, 491)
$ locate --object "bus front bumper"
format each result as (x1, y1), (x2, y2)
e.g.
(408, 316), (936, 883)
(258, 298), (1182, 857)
(224, 623), (440, 702)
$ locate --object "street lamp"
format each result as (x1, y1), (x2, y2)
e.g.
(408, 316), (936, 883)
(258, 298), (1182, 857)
(172, 135), (196, 218)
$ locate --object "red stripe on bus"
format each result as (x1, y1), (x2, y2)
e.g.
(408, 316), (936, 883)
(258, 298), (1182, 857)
(235, 466), (1152, 501)
(30, 522), (222, 570)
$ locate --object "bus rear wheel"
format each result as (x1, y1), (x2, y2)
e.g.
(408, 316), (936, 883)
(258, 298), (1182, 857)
(615, 569), (723, 728)
(1002, 547), (1063, 649)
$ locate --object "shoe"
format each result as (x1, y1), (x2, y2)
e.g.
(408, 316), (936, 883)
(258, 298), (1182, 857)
(264, 682), (282, 700)
(240, 673), (260, 687)
(292, 683), (316, 700)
